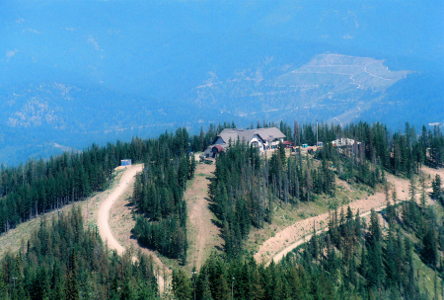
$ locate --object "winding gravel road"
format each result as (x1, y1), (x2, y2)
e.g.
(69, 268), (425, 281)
(98, 164), (143, 255)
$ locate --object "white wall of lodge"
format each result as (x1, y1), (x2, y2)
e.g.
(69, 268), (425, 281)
(249, 135), (265, 151)
(249, 135), (284, 152)
(264, 138), (284, 150)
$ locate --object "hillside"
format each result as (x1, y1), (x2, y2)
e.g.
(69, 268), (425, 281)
(0, 121), (442, 299)
(1, 0), (443, 164)
(0, 82), (192, 165)
(191, 54), (414, 126)
(2, 53), (442, 165)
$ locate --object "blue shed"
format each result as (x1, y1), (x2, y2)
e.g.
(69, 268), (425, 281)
(121, 159), (132, 166)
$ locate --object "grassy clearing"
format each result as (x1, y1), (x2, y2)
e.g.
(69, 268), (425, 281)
(184, 192), (200, 272)
(412, 250), (441, 299)
(411, 202), (444, 299)
(0, 168), (125, 258)
(181, 163), (221, 273)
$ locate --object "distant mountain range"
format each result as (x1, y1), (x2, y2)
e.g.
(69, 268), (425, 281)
(0, 81), (193, 164)
(1, 0), (443, 165)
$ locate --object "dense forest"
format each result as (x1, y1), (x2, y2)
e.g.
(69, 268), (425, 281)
(0, 206), (159, 299)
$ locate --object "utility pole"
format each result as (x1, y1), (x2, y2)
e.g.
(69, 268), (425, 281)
(12, 277), (17, 290)
(192, 271), (197, 300)
(232, 276), (235, 300)
(316, 119), (319, 147)
(294, 120), (298, 145)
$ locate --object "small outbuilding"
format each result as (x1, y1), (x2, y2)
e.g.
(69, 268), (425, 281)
(212, 145), (225, 155)
(121, 159), (132, 166)
(283, 141), (295, 148)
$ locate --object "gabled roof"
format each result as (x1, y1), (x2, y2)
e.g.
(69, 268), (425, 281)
(255, 127), (286, 142)
(216, 127), (285, 144)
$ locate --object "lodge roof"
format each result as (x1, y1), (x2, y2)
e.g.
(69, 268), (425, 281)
(216, 127), (285, 144)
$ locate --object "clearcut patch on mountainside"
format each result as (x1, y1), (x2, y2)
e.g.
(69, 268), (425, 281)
(192, 54), (411, 126)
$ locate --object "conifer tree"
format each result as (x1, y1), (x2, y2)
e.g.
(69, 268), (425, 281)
(64, 250), (79, 300)
(172, 269), (192, 300)
(367, 209), (383, 289)
(202, 273), (213, 300)
(432, 174), (442, 201)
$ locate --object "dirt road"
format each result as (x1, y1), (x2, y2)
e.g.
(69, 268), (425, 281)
(269, 205), (386, 264)
(107, 166), (170, 293)
(98, 164), (169, 292)
(255, 174), (411, 264)
(421, 166), (444, 182)
(185, 163), (222, 270)
(98, 164), (143, 255)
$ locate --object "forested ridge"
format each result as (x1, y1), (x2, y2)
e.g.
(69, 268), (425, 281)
(209, 122), (443, 260)
(0, 138), (148, 233)
(0, 121), (443, 299)
(168, 121), (444, 299)
(0, 206), (159, 299)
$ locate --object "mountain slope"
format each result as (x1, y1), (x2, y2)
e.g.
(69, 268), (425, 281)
(191, 54), (413, 126)
(0, 81), (193, 165)
(0, 0), (442, 164)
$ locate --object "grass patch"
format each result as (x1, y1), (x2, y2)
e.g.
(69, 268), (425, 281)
(412, 246), (441, 298)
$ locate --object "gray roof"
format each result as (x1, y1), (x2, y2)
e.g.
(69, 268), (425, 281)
(216, 127), (286, 144)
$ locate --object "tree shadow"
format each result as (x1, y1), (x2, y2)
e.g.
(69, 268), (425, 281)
(206, 197), (224, 230)
(211, 218), (224, 229)
(131, 207), (143, 215)
(214, 244), (224, 252)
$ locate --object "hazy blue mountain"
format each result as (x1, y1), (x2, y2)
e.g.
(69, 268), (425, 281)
(1, 0), (443, 164)
(190, 54), (417, 126)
